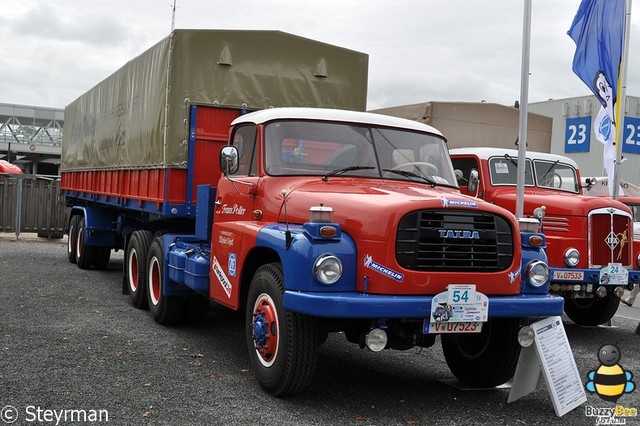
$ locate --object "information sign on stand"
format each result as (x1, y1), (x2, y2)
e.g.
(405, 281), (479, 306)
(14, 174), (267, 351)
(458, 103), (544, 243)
(508, 316), (586, 417)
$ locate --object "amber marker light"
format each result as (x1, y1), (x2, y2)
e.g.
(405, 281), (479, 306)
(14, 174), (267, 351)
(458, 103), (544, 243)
(319, 226), (337, 238)
(528, 235), (544, 246)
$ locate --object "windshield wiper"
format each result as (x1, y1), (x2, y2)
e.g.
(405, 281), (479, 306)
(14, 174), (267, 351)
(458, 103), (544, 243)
(540, 159), (561, 180)
(322, 166), (375, 181)
(382, 169), (437, 186)
(504, 153), (518, 167)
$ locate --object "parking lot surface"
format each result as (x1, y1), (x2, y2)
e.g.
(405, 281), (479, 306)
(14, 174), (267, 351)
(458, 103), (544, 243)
(0, 235), (639, 425)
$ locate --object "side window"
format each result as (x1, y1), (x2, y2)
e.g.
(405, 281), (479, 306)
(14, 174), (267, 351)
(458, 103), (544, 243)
(231, 124), (258, 176)
(451, 157), (479, 185)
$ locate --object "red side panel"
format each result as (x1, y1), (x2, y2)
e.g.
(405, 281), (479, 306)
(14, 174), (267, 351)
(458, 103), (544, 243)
(191, 107), (241, 197)
(62, 169), (187, 205)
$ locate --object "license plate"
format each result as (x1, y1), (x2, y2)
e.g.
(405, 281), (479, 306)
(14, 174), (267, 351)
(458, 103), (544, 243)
(552, 270), (584, 281)
(424, 321), (483, 334)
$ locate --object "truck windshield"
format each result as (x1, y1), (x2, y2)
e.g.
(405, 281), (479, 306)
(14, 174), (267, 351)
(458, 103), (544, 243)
(533, 159), (579, 192)
(263, 120), (457, 187)
(488, 156), (534, 186)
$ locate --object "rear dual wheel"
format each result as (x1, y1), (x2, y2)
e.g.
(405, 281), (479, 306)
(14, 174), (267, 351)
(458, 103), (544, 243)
(74, 216), (111, 270)
(147, 236), (184, 325)
(126, 230), (153, 309)
(67, 215), (80, 264)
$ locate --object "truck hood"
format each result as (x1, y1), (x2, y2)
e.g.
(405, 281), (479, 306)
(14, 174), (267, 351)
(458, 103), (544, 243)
(489, 188), (632, 217)
(275, 177), (518, 237)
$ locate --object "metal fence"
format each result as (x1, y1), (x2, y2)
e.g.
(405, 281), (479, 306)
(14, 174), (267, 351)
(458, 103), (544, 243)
(0, 175), (67, 238)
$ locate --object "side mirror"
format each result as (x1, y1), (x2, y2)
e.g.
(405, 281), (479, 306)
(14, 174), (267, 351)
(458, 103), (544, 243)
(468, 169), (479, 194)
(220, 146), (239, 175)
(454, 169), (465, 182)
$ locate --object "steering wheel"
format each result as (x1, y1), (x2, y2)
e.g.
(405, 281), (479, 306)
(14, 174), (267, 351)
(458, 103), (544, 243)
(390, 161), (438, 177)
(542, 172), (562, 188)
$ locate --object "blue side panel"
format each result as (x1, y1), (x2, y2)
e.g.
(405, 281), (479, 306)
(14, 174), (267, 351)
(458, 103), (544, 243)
(61, 189), (192, 219)
(195, 185), (216, 240)
(74, 206), (118, 247)
(255, 224), (357, 293)
(283, 291), (565, 319)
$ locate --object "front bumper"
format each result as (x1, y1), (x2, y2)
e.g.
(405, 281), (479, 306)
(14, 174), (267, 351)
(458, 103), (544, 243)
(283, 291), (564, 319)
(550, 267), (640, 286)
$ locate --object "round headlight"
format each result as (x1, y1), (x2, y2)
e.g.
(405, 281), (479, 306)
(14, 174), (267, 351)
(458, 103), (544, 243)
(314, 254), (343, 285)
(564, 248), (580, 267)
(527, 260), (549, 287)
(636, 252), (640, 268)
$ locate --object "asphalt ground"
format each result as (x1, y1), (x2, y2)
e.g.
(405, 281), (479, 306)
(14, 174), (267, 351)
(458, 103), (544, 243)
(0, 234), (639, 426)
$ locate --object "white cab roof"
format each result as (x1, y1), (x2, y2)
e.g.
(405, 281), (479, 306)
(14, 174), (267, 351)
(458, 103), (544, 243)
(231, 107), (444, 137)
(449, 147), (578, 168)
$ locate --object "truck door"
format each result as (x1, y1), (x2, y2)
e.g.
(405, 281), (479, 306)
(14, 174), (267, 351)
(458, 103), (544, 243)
(210, 123), (259, 309)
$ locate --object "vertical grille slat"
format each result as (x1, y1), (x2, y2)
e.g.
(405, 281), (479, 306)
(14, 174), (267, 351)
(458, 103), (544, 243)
(396, 209), (513, 272)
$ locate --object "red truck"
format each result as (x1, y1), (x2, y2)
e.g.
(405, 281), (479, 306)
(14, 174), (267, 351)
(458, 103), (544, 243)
(61, 30), (562, 395)
(450, 148), (639, 326)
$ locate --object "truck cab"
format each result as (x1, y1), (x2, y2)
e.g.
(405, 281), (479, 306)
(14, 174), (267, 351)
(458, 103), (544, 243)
(450, 147), (638, 326)
(196, 109), (562, 394)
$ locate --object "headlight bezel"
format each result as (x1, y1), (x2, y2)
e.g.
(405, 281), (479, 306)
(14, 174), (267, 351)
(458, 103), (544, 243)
(527, 259), (549, 287)
(313, 254), (343, 285)
(563, 248), (580, 268)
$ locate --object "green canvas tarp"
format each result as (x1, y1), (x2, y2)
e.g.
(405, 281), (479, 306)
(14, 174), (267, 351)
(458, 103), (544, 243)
(62, 29), (369, 171)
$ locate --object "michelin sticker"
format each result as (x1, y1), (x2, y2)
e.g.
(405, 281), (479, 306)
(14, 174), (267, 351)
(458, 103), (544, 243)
(212, 256), (232, 298)
(441, 196), (478, 208)
(364, 254), (404, 282)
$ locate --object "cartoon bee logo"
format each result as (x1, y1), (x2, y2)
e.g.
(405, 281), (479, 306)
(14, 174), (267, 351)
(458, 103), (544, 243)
(586, 344), (636, 402)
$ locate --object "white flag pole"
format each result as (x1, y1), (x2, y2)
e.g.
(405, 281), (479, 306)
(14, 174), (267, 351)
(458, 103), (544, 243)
(516, 0), (532, 218)
(613, 0), (632, 200)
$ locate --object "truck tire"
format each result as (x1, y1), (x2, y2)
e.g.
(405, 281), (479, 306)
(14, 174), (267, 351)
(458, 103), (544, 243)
(245, 263), (318, 396)
(126, 231), (153, 309)
(564, 294), (620, 326)
(441, 318), (521, 388)
(147, 236), (184, 325)
(75, 217), (96, 270)
(67, 215), (80, 264)
(93, 247), (111, 270)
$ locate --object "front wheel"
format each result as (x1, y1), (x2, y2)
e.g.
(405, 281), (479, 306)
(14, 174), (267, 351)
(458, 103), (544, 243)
(442, 318), (522, 388)
(147, 237), (184, 325)
(245, 263), (318, 396)
(564, 294), (620, 326)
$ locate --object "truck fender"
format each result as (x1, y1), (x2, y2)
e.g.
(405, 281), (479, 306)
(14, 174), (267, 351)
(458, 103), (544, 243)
(255, 224), (357, 293)
(70, 206), (118, 248)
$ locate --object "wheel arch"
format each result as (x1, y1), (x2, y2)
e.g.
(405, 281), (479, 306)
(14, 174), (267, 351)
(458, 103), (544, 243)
(239, 246), (281, 313)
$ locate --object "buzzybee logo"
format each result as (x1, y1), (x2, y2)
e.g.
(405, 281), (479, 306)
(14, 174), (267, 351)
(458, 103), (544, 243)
(585, 344), (635, 402)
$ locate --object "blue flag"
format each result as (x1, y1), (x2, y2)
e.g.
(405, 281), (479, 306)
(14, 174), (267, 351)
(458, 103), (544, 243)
(568, 0), (623, 121)
(568, 0), (624, 195)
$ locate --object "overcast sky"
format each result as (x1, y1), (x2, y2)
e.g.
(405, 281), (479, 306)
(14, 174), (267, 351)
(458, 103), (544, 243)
(2, 0), (639, 111)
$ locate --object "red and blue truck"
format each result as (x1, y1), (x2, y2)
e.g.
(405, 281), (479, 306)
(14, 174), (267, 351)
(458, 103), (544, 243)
(61, 29), (563, 395)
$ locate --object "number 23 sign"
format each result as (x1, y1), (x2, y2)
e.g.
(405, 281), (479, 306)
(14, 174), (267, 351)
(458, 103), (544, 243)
(565, 117), (590, 153)
(565, 116), (640, 155)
